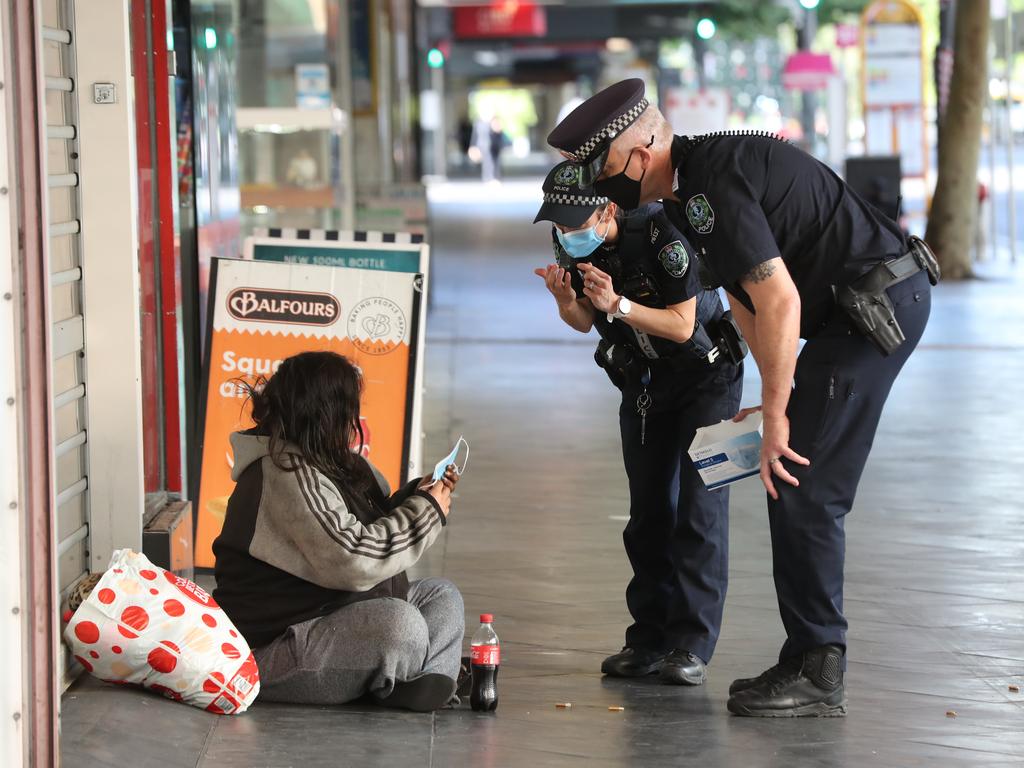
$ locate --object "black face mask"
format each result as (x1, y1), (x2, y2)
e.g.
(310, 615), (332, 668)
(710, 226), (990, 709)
(593, 136), (653, 211)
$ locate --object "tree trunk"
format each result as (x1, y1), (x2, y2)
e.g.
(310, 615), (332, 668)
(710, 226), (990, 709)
(925, 0), (989, 280)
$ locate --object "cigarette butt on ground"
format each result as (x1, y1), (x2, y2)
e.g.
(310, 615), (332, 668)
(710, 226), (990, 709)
(555, 702), (572, 709)
(1009, 685), (1020, 693)
(945, 710), (957, 718)
(608, 706), (625, 712)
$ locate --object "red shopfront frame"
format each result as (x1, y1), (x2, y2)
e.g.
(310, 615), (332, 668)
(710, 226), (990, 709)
(131, 0), (184, 494)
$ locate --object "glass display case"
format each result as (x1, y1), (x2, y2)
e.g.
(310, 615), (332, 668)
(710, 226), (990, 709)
(237, 106), (349, 231)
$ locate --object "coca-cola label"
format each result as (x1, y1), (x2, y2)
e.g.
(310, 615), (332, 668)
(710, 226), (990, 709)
(472, 644), (500, 666)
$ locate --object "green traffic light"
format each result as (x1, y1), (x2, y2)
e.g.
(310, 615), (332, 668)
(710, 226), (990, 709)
(427, 48), (445, 69)
(696, 18), (716, 40)
(204, 27), (217, 49)
(799, 0), (820, 8)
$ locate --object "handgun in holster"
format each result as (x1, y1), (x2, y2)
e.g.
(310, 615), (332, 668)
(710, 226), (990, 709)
(836, 236), (939, 357)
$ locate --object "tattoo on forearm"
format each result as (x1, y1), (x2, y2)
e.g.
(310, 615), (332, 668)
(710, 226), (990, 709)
(744, 261), (777, 284)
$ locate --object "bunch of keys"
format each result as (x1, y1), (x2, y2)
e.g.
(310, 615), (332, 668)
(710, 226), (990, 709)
(637, 368), (652, 446)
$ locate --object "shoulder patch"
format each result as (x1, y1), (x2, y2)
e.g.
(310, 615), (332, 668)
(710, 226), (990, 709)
(686, 193), (715, 234)
(659, 240), (690, 278)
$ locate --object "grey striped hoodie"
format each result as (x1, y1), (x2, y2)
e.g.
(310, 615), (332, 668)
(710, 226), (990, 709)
(212, 432), (446, 648)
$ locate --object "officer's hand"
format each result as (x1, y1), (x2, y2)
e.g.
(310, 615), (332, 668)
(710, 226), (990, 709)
(760, 413), (810, 500)
(534, 265), (576, 308)
(732, 405), (762, 422)
(577, 262), (619, 314)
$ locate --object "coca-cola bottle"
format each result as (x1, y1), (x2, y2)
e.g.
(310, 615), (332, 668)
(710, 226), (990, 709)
(470, 613), (499, 712)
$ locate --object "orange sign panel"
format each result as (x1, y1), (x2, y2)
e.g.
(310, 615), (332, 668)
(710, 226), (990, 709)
(194, 258), (423, 567)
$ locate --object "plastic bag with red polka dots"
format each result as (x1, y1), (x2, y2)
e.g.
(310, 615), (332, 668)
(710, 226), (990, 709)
(62, 549), (260, 715)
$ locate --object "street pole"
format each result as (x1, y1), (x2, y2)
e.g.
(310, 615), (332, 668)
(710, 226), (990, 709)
(799, 7), (818, 152)
(1005, 7), (1017, 262)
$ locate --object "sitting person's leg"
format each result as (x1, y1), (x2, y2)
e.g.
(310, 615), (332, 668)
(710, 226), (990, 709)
(255, 594), (458, 710)
(406, 577), (465, 680)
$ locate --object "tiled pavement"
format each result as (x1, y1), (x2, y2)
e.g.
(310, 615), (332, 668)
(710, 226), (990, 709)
(62, 180), (1024, 767)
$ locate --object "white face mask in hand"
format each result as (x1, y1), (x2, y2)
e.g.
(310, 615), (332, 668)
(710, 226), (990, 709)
(425, 436), (469, 488)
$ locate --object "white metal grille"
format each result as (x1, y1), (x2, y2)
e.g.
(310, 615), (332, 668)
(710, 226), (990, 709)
(41, 2), (91, 606)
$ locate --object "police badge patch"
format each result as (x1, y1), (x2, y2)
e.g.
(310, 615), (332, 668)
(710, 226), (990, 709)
(659, 241), (690, 278)
(554, 165), (580, 186)
(686, 193), (715, 234)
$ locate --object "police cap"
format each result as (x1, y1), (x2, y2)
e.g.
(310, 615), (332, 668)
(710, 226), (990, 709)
(547, 79), (648, 186)
(533, 161), (609, 228)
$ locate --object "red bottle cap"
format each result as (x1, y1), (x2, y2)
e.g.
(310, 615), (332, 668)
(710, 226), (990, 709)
(480, 613), (493, 624)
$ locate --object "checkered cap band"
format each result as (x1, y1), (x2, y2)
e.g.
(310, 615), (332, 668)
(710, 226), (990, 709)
(543, 192), (608, 207)
(568, 97), (649, 162)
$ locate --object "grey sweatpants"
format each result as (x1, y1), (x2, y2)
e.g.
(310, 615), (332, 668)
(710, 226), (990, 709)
(253, 578), (465, 704)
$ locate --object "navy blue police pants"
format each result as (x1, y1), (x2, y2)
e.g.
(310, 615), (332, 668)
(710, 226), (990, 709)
(771, 269), (931, 661)
(618, 360), (742, 663)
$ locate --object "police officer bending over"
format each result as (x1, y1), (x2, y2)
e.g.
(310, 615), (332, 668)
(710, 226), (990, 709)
(548, 79), (936, 717)
(533, 160), (743, 686)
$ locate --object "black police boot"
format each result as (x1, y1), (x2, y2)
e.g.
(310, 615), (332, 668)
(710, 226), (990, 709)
(601, 647), (666, 677)
(727, 644), (847, 718)
(728, 655), (802, 696)
(659, 649), (707, 686)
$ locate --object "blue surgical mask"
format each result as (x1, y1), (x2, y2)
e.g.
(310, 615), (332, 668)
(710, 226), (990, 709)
(426, 436), (469, 487)
(555, 215), (610, 259)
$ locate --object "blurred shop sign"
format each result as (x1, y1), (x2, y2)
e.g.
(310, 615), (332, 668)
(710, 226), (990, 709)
(835, 23), (859, 48)
(861, 0), (927, 178)
(454, 3), (547, 39)
(662, 88), (728, 136)
(295, 64), (331, 110)
(782, 52), (835, 91)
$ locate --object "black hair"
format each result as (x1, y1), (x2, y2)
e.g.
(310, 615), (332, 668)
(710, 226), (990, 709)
(239, 351), (367, 489)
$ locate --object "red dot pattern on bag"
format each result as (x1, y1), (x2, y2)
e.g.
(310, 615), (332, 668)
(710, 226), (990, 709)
(202, 614), (217, 628)
(112, 646), (122, 654)
(74, 620), (100, 644)
(140, 570), (157, 580)
(147, 641), (179, 674)
(221, 643), (240, 660)
(203, 671), (225, 694)
(113, 569), (123, 574)
(119, 605), (149, 639)
(229, 630), (237, 638)
(97, 588), (115, 604)
(163, 599), (185, 617)
(89, 651), (99, 659)
(75, 655), (93, 672)
(150, 588), (159, 596)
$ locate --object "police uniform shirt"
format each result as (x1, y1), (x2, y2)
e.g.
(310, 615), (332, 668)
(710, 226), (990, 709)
(557, 203), (702, 361)
(668, 134), (908, 338)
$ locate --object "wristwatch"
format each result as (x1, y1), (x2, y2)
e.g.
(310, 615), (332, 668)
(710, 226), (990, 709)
(607, 296), (632, 323)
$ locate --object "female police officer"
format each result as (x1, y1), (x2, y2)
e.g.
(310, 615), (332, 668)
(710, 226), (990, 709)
(547, 79), (934, 717)
(533, 160), (743, 686)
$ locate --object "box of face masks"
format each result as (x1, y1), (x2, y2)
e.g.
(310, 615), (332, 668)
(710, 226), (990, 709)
(688, 412), (763, 490)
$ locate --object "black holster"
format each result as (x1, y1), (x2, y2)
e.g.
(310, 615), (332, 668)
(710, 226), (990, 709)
(836, 239), (937, 357)
(682, 310), (748, 366)
(594, 339), (642, 390)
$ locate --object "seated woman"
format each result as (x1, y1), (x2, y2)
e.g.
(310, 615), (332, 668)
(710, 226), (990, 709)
(213, 351), (463, 712)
